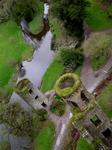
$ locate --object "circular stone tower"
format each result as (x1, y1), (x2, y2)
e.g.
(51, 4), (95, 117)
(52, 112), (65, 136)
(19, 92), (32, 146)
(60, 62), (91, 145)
(54, 73), (94, 111)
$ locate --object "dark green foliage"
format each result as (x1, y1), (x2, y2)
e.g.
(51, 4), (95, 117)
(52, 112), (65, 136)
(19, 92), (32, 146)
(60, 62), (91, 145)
(107, 5), (112, 18)
(0, 0), (12, 23)
(93, 138), (102, 149)
(32, 109), (49, 137)
(50, 96), (66, 116)
(51, 0), (89, 38)
(0, 0), (39, 23)
(10, 0), (38, 23)
(0, 141), (11, 150)
(0, 102), (48, 137)
(34, 109), (48, 122)
(60, 48), (84, 70)
(0, 102), (32, 136)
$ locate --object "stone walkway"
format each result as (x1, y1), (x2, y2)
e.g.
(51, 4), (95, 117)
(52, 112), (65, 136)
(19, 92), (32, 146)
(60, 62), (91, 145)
(47, 105), (72, 150)
(81, 55), (112, 93)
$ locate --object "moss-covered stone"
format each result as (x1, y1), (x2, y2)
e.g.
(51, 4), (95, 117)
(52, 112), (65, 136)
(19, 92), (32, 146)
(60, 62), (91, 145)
(55, 73), (81, 97)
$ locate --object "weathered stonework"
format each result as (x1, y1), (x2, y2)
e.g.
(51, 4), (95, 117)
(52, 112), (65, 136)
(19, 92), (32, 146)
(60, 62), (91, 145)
(15, 79), (49, 110)
(68, 85), (94, 111)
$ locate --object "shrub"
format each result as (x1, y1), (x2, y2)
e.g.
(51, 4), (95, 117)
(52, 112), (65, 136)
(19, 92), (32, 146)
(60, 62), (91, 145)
(51, 0), (89, 38)
(0, 102), (48, 137)
(60, 48), (84, 70)
(55, 73), (81, 97)
(0, 102), (33, 137)
(0, 141), (11, 150)
(50, 96), (66, 116)
(0, 0), (12, 23)
(84, 33), (112, 70)
(10, 0), (38, 23)
(107, 5), (112, 18)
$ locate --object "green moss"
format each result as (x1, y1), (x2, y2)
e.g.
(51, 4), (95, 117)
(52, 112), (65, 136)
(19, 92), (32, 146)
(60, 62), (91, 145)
(55, 73), (81, 97)
(15, 79), (31, 94)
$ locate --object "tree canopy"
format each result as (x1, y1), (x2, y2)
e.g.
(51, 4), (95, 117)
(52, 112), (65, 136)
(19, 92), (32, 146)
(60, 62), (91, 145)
(0, 0), (12, 23)
(0, 102), (48, 137)
(51, 0), (89, 38)
(10, 0), (38, 23)
(0, 0), (39, 23)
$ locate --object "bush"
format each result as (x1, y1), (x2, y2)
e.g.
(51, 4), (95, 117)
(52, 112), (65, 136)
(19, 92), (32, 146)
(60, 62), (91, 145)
(0, 141), (11, 150)
(107, 5), (112, 18)
(10, 0), (38, 23)
(0, 102), (49, 137)
(0, 102), (33, 137)
(0, 0), (11, 23)
(84, 33), (112, 70)
(50, 96), (66, 116)
(55, 73), (81, 97)
(60, 48), (84, 70)
(51, 0), (89, 38)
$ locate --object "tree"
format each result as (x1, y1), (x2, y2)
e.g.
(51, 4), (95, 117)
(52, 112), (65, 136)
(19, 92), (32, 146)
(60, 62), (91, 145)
(60, 48), (84, 70)
(0, 0), (12, 23)
(51, 0), (89, 38)
(0, 102), (49, 137)
(0, 102), (33, 137)
(10, 0), (39, 23)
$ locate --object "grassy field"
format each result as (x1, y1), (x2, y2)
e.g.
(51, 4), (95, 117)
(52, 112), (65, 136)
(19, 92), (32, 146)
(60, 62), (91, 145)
(97, 82), (112, 119)
(86, 0), (112, 31)
(0, 21), (32, 95)
(50, 17), (61, 39)
(41, 58), (64, 93)
(41, 58), (82, 93)
(29, 1), (43, 33)
(76, 137), (94, 150)
(34, 122), (55, 150)
(83, 32), (112, 70)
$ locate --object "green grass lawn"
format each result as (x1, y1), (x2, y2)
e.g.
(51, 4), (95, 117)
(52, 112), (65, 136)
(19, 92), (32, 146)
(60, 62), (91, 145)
(92, 54), (107, 71)
(74, 66), (82, 76)
(29, 1), (43, 33)
(50, 17), (61, 39)
(34, 122), (55, 150)
(0, 20), (32, 95)
(97, 82), (112, 119)
(40, 56), (82, 93)
(86, 0), (112, 31)
(76, 137), (94, 150)
(41, 58), (64, 93)
(83, 32), (112, 71)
